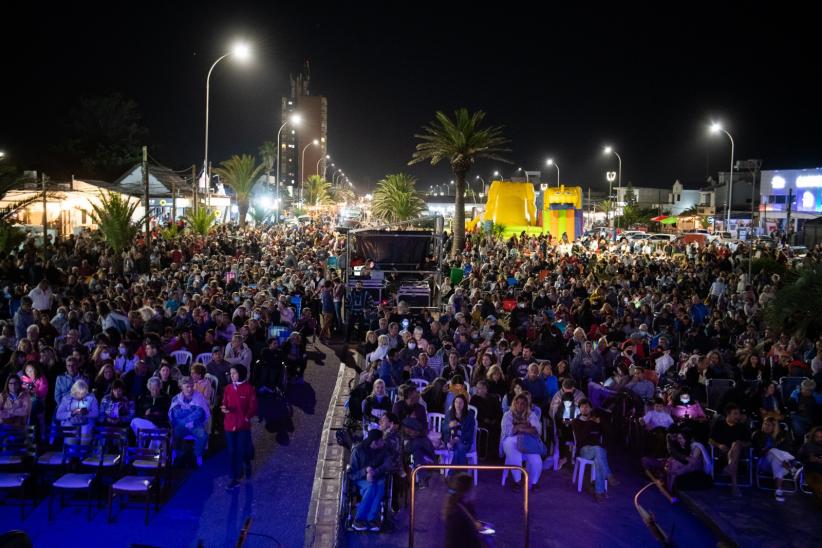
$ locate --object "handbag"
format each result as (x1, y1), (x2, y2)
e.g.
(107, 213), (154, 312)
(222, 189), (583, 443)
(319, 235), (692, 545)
(516, 434), (548, 457)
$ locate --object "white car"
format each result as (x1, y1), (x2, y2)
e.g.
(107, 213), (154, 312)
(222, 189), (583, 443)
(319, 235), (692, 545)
(647, 233), (677, 242)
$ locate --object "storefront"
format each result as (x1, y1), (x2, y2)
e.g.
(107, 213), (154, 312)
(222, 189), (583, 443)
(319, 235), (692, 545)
(760, 167), (822, 236)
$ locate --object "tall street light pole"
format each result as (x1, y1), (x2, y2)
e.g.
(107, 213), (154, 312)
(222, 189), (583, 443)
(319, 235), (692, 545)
(300, 139), (319, 203)
(276, 113), (301, 218)
(546, 158), (560, 187)
(317, 154), (330, 177)
(710, 122), (735, 228)
(203, 42), (250, 205)
(604, 146), (622, 234)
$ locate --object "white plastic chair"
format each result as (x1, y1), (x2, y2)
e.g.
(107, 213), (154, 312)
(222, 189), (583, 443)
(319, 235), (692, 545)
(573, 456), (607, 493)
(436, 413), (479, 485)
(170, 351), (192, 367)
(195, 353), (213, 366)
(410, 378), (429, 391)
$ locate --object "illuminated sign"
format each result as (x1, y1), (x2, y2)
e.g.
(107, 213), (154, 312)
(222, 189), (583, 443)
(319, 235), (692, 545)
(771, 176), (786, 189)
(796, 175), (822, 188)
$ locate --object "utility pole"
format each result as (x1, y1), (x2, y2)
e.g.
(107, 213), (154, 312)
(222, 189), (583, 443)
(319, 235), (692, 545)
(143, 146), (151, 262)
(192, 165), (198, 214)
(207, 161), (213, 208)
(786, 186), (794, 245)
(171, 177), (176, 226)
(41, 173), (48, 263)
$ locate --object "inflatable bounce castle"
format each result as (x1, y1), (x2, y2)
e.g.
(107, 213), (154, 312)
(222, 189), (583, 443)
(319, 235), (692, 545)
(467, 181), (584, 241)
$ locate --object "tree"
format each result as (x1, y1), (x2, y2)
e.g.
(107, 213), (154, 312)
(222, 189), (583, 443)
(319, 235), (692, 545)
(303, 175), (333, 206)
(765, 264), (822, 340)
(258, 141), (277, 189)
(371, 174), (426, 223)
(328, 184), (355, 205)
(61, 93), (148, 178)
(89, 191), (142, 255)
(409, 108), (510, 257)
(185, 207), (217, 236)
(214, 155), (265, 227)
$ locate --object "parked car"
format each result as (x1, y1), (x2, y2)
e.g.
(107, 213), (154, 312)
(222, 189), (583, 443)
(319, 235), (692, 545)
(647, 233), (677, 242)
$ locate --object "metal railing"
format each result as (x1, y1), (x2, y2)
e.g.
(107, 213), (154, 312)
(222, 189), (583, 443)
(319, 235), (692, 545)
(409, 464), (530, 547)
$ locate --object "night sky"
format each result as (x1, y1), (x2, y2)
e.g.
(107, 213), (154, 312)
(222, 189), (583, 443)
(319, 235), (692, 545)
(1, 2), (819, 192)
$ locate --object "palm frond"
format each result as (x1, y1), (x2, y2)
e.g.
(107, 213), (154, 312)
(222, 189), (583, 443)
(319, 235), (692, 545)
(185, 207), (218, 236)
(88, 191), (143, 254)
(371, 173), (426, 223)
(303, 175), (334, 206)
(214, 154), (265, 227)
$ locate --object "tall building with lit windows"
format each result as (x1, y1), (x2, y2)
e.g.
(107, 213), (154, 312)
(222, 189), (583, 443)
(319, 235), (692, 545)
(280, 62), (328, 194)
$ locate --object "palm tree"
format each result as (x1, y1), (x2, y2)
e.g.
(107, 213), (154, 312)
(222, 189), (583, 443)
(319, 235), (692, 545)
(303, 175), (333, 206)
(328, 184), (355, 205)
(0, 167), (47, 252)
(409, 108), (510, 256)
(371, 173), (426, 223)
(185, 207), (217, 236)
(89, 191), (142, 254)
(214, 154), (265, 227)
(258, 141), (277, 186)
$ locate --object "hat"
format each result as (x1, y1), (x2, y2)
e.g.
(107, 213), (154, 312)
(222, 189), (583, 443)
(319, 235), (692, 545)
(212, 346), (223, 353)
(486, 315), (497, 323)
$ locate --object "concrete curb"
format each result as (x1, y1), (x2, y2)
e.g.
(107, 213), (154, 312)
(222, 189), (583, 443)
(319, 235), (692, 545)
(304, 343), (355, 548)
(677, 490), (740, 548)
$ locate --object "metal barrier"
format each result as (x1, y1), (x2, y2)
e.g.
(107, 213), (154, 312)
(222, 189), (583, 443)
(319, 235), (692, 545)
(409, 464), (530, 548)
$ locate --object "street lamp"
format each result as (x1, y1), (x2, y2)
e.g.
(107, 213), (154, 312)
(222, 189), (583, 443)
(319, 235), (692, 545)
(606, 171), (617, 233)
(276, 112), (302, 215)
(546, 158), (560, 187)
(317, 154), (330, 177)
(203, 41), (251, 201)
(493, 170), (500, 180)
(517, 167), (530, 182)
(300, 138), (319, 203)
(710, 122), (735, 227)
(603, 146), (623, 234)
(475, 175), (486, 196)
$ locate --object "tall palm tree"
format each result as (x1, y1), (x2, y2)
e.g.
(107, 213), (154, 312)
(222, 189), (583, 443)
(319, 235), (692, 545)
(214, 154), (265, 227)
(371, 173), (426, 223)
(303, 175), (333, 206)
(89, 191), (143, 254)
(258, 141), (277, 186)
(328, 184), (355, 205)
(409, 108), (510, 256)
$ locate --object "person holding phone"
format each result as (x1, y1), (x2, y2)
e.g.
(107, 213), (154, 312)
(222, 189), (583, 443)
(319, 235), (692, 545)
(55, 380), (99, 443)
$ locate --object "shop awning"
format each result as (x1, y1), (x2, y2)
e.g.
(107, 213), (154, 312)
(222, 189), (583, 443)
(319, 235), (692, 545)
(660, 216), (678, 225)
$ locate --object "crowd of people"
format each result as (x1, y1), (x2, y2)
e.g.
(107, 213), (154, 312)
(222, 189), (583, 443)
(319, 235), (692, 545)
(2, 214), (822, 539)
(344, 229), (822, 537)
(0, 222), (350, 488)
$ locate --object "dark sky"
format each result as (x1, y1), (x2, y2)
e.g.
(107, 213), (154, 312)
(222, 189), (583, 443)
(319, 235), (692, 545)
(1, 2), (820, 193)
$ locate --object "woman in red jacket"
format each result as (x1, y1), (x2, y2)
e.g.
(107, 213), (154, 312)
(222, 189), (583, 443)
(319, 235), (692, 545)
(222, 364), (258, 489)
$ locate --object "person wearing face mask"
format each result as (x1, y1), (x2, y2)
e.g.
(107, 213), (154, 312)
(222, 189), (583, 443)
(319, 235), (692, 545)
(399, 337), (421, 366)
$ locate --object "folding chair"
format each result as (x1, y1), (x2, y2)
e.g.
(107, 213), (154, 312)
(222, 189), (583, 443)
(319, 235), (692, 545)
(706, 379), (735, 411)
(0, 425), (36, 521)
(49, 437), (101, 521)
(108, 446), (166, 525)
(710, 445), (753, 487)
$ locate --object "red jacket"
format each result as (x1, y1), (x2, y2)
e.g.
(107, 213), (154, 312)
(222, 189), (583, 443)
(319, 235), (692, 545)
(222, 382), (258, 432)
